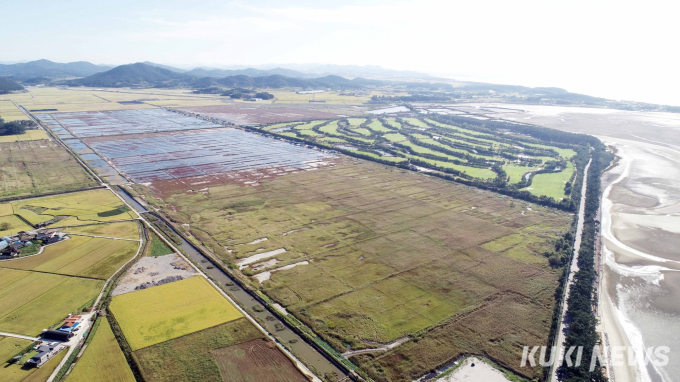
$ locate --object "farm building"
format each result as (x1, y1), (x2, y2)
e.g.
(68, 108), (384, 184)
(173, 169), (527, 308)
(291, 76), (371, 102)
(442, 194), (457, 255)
(25, 343), (66, 368)
(41, 329), (74, 342)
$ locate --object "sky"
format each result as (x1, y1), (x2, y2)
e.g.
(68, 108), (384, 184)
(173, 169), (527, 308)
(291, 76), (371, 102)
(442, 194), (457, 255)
(2, 0), (679, 105)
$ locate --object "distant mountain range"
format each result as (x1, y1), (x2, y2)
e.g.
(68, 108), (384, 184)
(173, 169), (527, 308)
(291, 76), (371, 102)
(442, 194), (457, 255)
(68, 63), (187, 87)
(0, 59), (112, 80)
(0, 77), (24, 94)
(66, 63), (385, 89)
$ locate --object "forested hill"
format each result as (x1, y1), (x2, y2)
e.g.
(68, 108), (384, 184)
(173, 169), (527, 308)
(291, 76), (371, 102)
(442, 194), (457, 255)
(67, 63), (188, 87)
(0, 77), (24, 94)
(66, 62), (385, 89)
(0, 59), (111, 80)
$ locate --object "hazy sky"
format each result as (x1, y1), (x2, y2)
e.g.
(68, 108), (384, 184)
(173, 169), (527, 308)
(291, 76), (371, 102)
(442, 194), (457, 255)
(3, 0), (679, 105)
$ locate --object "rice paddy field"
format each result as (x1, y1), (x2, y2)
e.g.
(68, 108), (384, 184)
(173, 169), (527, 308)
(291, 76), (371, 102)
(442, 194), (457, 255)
(3, 87), (223, 114)
(0, 268), (103, 336)
(66, 318), (135, 382)
(10, 189), (137, 226)
(63, 221), (140, 240)
(0, 101), (29, 122)
(0, 139), (98, 200)
(109, 276), (243, 350)
(1, 235), (139, 279)
(0, 130), (50, 143)
(108, 270), (309, 382)
(0, 345), (66, 382)
(139, 158), (572, 380)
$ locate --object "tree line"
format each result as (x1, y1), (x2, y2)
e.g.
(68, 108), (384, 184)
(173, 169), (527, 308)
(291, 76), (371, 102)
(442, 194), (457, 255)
(0, 117), (35, 136)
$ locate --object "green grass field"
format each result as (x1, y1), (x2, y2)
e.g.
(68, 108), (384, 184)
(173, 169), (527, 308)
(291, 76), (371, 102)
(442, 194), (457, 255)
(0, 140), (98, 200)
(2, 235), (139, 279)
(524, 162), (575, 199)
(64, 221), (140, 240)
(133, 319), (265, 382)
(146, 231), (174, 257)
(503, 164), (539, 184)
(110, 276), (243, 350)
(11, 189), (137, 226)
(66, 318), (135, 382)
(0, 268), (103, 336)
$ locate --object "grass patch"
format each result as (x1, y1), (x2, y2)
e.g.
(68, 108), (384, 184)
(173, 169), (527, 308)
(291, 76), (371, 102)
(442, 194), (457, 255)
(146, 231), (174, 257)
(524, 162), (575, 199)
(109, 276), (243, 350)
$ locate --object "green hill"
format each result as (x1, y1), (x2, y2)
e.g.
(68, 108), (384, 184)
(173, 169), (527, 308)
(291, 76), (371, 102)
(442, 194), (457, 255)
(0, 77), (24, 94)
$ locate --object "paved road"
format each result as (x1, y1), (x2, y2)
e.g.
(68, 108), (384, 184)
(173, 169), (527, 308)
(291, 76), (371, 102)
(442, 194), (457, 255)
(46, 312), (95, 382)
(550, 158), (592, 382)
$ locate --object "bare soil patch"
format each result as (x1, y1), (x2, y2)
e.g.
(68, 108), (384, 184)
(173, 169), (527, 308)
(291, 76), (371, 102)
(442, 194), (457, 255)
(212, 338), (308, 382)
(112, 253), (196, 296)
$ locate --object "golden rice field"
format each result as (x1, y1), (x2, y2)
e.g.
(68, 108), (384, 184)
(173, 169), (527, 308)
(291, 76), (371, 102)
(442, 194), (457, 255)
(1, 235), (139, 280)
(63, 221), (140, 240)
(66, 318), (136, 382)
(109, 276), (243, 350)
(0, 268), (103, 336)
(11, 189), (137, 226)
(0, 130), (50, 143)
(0, 101), (28, 122)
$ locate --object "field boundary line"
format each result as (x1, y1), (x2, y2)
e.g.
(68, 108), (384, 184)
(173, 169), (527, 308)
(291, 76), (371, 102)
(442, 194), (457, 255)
(0, 331), (40, 341)
(0, 266), (107, 281)
(61, 232), (141, 242)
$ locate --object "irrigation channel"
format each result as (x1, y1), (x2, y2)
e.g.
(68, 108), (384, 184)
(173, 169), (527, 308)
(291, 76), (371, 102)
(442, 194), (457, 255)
(116, 189), (349, 381)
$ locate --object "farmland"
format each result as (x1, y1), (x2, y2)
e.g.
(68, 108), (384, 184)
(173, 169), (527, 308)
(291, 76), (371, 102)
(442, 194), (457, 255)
(63, 220), (140, 240)
(0, 346), (66, 382)
(11, 189), (137, 226)
(66, 318), (135, 382)
(139, 158), (572, 380)
(1, 235), (139, 279)
(132, 319), (265, 382)
(212, 338), (308, 382)
(0, 130), (50, 143)
(109, 276), (243, 350)
(0, 139), (97, 200)
(0, 336), (31, 364)
(0, 101), (29, 122)
(0, 268), (103, 336)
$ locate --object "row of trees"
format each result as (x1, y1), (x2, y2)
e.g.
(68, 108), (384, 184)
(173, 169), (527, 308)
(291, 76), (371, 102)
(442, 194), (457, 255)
(557, 143), (612, 381)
